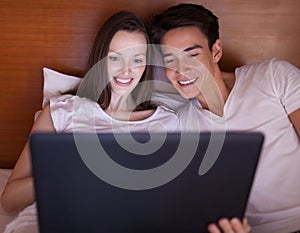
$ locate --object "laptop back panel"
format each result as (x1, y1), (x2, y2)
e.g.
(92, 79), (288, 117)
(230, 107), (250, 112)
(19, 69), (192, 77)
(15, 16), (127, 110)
(30, 132), (263, 233)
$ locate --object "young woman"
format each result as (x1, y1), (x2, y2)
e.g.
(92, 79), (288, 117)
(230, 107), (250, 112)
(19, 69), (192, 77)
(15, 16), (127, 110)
(1, 11), (179, 233)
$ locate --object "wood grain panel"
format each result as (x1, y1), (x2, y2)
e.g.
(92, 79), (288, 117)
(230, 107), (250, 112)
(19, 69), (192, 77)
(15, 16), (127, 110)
(0, 0), (299, 168)
(152, 0), (300, 70)
(0, 0), (154, 168)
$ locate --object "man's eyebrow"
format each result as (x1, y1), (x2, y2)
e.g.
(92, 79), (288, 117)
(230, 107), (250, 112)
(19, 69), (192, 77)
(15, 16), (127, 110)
(162, 44), (203, 57)
(162, 53), (173, 58)
(184, 45), (203, 52)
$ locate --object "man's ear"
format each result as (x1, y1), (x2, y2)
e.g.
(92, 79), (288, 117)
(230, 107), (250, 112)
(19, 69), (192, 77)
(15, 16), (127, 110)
(212, 39), (222, 63)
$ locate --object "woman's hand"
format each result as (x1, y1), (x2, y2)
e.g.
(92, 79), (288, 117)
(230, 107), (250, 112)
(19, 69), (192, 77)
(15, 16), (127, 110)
(207, 218), (251, 233)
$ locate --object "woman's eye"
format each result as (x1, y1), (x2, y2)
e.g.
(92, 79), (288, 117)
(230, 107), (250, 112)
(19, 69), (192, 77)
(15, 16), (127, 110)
(133, 58), (144, 64)
(109, 56), (120, 62)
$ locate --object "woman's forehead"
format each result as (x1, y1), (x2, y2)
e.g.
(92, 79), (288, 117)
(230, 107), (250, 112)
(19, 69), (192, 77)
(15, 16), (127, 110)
(109, 30), (147, 54)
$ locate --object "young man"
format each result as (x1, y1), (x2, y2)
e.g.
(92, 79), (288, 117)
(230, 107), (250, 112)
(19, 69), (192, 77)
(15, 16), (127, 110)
(150, 3), (300, 233)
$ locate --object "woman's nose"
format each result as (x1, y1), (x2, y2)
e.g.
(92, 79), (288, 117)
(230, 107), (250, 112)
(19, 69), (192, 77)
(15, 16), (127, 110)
(119, 60), (133, 76)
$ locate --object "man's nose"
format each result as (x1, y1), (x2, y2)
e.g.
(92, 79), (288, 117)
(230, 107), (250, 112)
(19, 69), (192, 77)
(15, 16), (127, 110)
(175, 57), (191, 76)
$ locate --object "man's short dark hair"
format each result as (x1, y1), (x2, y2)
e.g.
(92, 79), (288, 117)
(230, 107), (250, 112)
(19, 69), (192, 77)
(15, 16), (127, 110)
(149, 3), (219, 50)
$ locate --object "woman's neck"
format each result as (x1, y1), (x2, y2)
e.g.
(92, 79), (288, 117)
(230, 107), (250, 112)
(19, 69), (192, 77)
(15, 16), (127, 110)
(105, 94), (132, 117)
(104, 93), (155, 121)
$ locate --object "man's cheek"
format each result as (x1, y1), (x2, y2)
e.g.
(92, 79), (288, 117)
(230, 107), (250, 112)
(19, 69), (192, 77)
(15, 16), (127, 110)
(165, 68), (176, 81)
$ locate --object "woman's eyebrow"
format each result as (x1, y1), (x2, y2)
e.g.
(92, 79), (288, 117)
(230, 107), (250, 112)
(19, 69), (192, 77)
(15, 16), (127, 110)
(108, 50), (122, 55)
(134, 53), (146, 57)
(184, 45), (203, 52)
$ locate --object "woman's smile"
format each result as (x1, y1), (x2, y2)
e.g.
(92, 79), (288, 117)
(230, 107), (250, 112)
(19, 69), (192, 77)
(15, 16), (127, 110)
(113, 76), (134, 86)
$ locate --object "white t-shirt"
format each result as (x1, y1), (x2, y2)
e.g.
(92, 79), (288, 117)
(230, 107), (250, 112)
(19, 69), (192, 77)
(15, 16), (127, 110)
(4, 95), (180, 233)
(50, 94), (180, 133)
(178, 58), (300, 232)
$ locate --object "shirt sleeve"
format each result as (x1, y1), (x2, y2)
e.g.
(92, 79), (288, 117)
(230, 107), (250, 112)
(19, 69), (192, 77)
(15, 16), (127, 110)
(270, 58), (300, 114)
(49, 94), (75, 132)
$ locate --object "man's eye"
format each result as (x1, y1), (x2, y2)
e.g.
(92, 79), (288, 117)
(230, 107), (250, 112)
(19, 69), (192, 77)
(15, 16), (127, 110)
(188, 53), (199, 58)
(109, 56), (120, 62)
(165, 59), (174, 64)
(164, 57), (176, 64)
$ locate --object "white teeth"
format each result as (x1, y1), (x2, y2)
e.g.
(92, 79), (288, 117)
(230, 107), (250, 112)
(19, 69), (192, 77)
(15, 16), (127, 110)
(115, 78), (131, 84)
(178, 78), (197, 85)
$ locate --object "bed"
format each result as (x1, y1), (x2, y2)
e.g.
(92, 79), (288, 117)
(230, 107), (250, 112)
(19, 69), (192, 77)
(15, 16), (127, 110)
(0, 0), (299, 230)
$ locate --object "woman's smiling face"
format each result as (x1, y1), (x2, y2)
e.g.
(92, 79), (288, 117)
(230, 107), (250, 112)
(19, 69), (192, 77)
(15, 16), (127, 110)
(107, 30), (147, 97)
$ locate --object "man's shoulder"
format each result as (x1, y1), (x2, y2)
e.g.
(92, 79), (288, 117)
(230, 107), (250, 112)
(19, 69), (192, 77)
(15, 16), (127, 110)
(236, 58), (294, 73)
(235, 58), (299, 81)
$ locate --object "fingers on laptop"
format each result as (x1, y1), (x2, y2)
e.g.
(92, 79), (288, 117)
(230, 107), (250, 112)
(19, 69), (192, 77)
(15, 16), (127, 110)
(207, 217), (251, 233)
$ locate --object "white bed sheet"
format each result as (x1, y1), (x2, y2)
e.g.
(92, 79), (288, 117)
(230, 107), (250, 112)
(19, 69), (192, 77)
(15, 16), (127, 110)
(0, 169), (18, 232)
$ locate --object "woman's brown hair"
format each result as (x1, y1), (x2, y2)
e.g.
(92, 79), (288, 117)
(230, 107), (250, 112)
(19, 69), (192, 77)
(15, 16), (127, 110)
(77, 11), (155, 111)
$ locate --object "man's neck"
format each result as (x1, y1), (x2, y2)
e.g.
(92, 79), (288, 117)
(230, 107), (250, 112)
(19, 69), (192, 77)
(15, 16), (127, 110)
(196, 71), (235, 117)
(221, 71), (236, 92)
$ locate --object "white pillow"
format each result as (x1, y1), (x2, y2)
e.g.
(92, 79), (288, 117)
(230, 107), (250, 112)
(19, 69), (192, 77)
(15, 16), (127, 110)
(42, 67), (82, 107)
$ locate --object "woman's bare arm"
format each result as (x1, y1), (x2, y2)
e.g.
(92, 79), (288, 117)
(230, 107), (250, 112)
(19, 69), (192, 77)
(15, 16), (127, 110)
(1, 105), (55, 212)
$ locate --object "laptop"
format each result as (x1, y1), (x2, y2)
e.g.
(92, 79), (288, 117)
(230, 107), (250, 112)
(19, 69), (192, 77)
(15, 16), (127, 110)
(30, 131), (264, 233)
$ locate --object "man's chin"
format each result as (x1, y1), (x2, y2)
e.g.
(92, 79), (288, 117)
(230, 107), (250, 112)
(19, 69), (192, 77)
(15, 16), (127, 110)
(179, 91), (195, 100)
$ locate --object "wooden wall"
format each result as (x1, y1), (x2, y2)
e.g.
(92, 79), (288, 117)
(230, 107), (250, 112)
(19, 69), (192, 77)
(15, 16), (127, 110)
(0, 0), (299, 168)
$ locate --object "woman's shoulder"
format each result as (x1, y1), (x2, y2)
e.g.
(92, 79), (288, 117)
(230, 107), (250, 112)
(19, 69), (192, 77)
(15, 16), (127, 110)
(151, 91), (188, 111)
(153, 105), (179, 124)
(156, 105), (178, 116)
(49, 94), (96, 107)
(49, 94), (101, 121)
(140, 105), (179, 132)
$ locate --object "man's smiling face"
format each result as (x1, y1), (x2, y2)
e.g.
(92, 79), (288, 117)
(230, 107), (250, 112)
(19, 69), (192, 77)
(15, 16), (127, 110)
(161, 26), (219, 100)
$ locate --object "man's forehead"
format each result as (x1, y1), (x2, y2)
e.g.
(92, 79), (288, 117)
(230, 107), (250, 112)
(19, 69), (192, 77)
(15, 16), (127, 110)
(161, 26), (208, 51)
(160, 44), (201, 56)
(161, 45), (182, 54)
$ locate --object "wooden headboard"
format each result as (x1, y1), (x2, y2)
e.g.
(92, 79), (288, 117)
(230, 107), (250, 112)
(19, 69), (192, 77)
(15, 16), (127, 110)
(1, 0), (299, 168)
